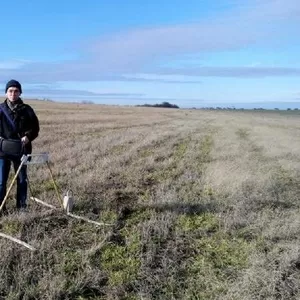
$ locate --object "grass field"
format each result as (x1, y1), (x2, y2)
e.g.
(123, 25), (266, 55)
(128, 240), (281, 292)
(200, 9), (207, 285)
(0, 100), (300, 299)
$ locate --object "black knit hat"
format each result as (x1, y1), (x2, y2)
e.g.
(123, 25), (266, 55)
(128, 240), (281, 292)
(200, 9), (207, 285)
(5, 79), (22, 94)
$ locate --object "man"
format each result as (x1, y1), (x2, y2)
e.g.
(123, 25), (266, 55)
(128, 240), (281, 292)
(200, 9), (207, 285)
(0, 79), (39, 211)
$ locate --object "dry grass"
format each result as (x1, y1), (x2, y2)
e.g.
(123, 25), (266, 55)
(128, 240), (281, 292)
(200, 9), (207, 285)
(0, 100), (300, 299)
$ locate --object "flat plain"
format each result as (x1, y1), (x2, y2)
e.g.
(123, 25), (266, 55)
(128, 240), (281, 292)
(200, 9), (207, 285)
(0, 100), (300, 300)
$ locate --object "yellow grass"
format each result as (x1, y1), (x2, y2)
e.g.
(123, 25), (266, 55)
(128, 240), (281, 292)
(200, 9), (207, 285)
(0, 99), (300, 299)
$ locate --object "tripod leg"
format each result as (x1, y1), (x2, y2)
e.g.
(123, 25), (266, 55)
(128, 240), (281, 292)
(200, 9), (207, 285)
(46, 161), (64, 209)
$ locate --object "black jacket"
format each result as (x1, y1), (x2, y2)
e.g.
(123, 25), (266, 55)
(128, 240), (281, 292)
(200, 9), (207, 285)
(0, 99), (39, 158)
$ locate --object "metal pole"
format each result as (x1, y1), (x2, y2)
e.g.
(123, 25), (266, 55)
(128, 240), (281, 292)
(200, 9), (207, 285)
(26, 174), (35, 199)
(46, 161), (64, 209)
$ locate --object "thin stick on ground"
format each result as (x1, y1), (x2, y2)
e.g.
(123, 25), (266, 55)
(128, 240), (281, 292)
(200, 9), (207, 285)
(0, 232), (36, 251)
(30, 197), (57, 209)
(31, 196), (113, 226)
(67, 212), (113, 226)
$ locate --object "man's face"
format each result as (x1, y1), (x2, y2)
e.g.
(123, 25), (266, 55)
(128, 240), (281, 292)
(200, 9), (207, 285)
(6, 87), (20, 102)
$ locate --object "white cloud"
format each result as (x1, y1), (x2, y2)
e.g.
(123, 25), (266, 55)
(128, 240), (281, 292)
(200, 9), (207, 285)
(76, 0), (300, 72)
(0, 59), (31, 70)
(0, 0), (299, 82)
(156, 66), (300, 77)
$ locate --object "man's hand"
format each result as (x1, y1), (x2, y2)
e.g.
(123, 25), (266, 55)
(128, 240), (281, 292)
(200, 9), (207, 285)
(21, 136), (29, 144)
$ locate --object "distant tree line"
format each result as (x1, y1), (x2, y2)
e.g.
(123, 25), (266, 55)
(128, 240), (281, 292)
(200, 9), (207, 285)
(136, 101), (179, 109)
(198, 107), (299, 111)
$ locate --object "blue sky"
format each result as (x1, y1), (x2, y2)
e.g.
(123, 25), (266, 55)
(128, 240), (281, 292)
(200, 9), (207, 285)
(0, 0), (300, 108)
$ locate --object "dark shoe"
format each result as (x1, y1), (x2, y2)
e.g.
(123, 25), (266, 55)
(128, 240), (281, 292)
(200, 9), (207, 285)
(16, 203), (27, 210)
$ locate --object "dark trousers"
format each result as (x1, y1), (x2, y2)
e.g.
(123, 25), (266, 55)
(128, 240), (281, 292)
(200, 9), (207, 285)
(0, 158), (27, 209)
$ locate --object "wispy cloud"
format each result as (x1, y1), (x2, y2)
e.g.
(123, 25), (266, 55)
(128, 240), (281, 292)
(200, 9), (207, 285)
(78, 0), (299, 70)
(23, 88), (143, 97)
(0, 69), (203, 84)
(120, 74), (202, 84)
(0, 0), (299, 83)
(0, 59), (31, 70)
(156, 66), (300, 78)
